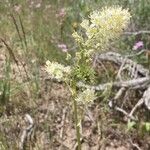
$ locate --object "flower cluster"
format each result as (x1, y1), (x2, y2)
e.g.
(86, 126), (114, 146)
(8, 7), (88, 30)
(56, 8), (66, 18)
(75, 88), (96, 105)
(73, 6), (131, 52)
(133, 41), (144, 51)
(58, 44), (68, 52)
(45, 60), (71, 81)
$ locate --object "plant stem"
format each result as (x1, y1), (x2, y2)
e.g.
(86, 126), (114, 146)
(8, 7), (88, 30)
(73, 97), (81, 150)
(71, 81), (81, 150)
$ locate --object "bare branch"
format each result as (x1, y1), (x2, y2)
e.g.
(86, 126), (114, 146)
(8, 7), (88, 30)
(114, 87), (126, 100)
(124, 30), (150, 35)
(19, 114), (34, 150)
(77, 77), (150, 91)
(96, 52), (149, 77)
(115, 106), (136, 121)
(143, 86), (150, 110)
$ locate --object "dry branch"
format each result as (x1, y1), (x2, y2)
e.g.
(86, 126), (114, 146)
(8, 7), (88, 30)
(96, 52), (149, 77)
(124, 30), (150, 35)
(143, 86), (150, 110)
(77, 77), (150, 91)
(19, 114), (34, 150)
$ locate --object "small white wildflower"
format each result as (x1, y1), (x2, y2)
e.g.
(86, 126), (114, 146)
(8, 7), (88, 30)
(80, 19), (89, 30)
(72, 32), (84, 44)
(45, 60), (71, 81)
(75, 88), (96, 105)
(72, 6), (131, 52)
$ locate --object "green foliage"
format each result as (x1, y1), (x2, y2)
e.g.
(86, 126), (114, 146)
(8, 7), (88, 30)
(127, 121), (136, 131)
(0, 57), (11, 107)
(144, 122), (150, 132)
(1, 0), (149, 65)
(73, 64), (95, 83)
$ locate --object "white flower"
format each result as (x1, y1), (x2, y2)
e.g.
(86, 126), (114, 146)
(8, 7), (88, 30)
(45, 60), (71, 81)
(72, 6), (131, 51)
(75, 88), (96, 105)
(72, 32), (84, 44)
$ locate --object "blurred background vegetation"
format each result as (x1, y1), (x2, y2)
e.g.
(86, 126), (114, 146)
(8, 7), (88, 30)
(0, 0), (150, 63)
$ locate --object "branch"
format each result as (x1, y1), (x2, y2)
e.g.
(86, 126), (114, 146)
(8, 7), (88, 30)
(124, 30), (150, 35)
(143, 86), (150, 110)
(19, 114), (34, 150)
(77, 77), (150, 91)
(115, 106), (137, 121)
(129, 98), (144, 120)
(96, 52), (149, 77)
(127, 86), (150, 120)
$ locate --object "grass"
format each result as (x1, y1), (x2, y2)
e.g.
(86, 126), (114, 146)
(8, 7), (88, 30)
(0, 0), (150, 149)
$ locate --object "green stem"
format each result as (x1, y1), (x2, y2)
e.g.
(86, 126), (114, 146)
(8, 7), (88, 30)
(73, 97), (81, 150)
(71, 82), (81, 150)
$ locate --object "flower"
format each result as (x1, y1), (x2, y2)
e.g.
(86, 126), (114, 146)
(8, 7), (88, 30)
(72, 32), (84, 44)
(14, 4), (22, 13)
(58, 44), (68, 52)
(35, 3), (41, 8)
(133, 41), (144, 51)
(45, 61), (71, 81)
(56, 8), (66, 18)
(72, 6), (131, 52)
(75, 88), (96, 105)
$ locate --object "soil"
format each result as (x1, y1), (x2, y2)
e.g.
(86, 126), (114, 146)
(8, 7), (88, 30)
(0, 52), (150, 150)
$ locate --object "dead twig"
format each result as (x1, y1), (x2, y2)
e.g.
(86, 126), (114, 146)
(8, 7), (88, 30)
(19, 114), (34, 150)
(129, 99), (144, 121)
(129, 139), (142, 150)
(108, 87), (136, 121)
(108, 87), (126, 108)
(128, 86), (150, 120)
(116, 57), (127, 80)
(97, 52), (149, 77)
(124, 30), (150, 35)
(114, 87), (126, 100)
(59, 108), (67, 150)
(60, 108), (67, 139)
(115, 106), (137, 121)
(126, 50), (146, 58)
(77, 77), (150, 91)
(143, 86), (150, 110)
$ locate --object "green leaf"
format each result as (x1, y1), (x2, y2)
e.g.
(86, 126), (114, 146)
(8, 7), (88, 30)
(127, 121), (136, 131)
(145, 122), (150, 132)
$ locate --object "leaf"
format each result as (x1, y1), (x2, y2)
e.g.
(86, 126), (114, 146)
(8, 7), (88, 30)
(127, 121), (136, 131)
(145, 122), (150, 132)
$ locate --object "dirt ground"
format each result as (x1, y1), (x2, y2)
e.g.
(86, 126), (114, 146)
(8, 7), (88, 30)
(0, 51), (150, 150)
